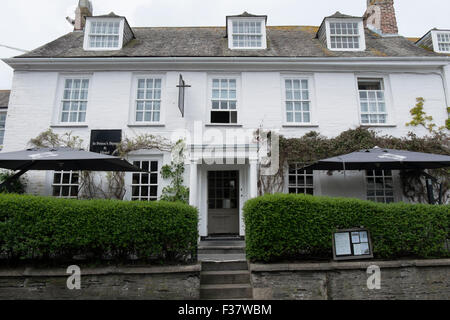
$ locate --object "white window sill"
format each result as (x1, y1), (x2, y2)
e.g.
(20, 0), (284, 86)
(360, 124), (397, 128)
(282, 123), (319, 128)
(229, 47), (267, 50)
(51, 124), (89, 128)
(127, 123), (166, 128)
(205, 123), (243, 127)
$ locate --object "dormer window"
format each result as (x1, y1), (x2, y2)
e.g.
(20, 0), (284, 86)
(329, 22), (360, 50)
(232, 21), (263, 48)
(88, 20), (121, 48)
(317, 12), (366, 52)
(227, 12), (267, 50)
(435, 32), (450, 53)
(83, 13), (135, 51)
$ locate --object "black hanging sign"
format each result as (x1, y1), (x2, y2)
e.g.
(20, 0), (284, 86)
(90, 130), (122, 155)
(177, 74), (191, 117)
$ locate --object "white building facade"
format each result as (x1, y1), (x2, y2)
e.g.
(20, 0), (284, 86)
(2, 1), (449, 237)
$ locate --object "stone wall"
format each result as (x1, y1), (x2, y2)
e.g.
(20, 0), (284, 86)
(251, 259), (450, 300)
(0, 264), (200, 300)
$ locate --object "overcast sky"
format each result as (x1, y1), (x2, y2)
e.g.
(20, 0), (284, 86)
(0, 0), (449, 89)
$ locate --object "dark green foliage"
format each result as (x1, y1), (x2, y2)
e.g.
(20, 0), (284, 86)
(0, 171), (27, 194)
(274, 128), (450, 203)
(244, 194), (450, 262)
(0, 194), (198, 263)
(160, 162), (189, 204)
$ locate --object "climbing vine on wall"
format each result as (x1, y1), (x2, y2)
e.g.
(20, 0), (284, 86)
(257, 127), (449, 204)
(29, 130), (180, 200)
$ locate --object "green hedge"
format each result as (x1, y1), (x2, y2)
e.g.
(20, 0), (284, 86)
(244, 194), (450, 262)
(0, 194), (198, 263)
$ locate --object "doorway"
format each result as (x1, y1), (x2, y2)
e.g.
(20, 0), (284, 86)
(207, 170), (240, 235)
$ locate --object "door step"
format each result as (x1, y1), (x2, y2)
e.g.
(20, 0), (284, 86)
(200, 284), (253, 300)
(201, 260), (249, 271)
(198, 248), (245, 254)
(201, 270), (251, 285)
(199, 240), (253, 300)
(202, 235), (244, 241)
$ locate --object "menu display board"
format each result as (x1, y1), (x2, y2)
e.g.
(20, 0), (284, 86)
(332, 228), (373, 261)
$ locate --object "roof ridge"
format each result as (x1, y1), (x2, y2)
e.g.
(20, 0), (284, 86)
(130, 25), (318, 29)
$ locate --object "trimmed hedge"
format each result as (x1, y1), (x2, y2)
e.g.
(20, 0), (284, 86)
(0, 194), (198, 263)
(244, 194), (450, 262)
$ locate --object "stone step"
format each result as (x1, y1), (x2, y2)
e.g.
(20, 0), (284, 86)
(201, 270), (251, 285)
(200, 284), (253, 300)
(199, 240), (246, 247)
(198, 247), (245, 254)
(198, 253), (247, 262)
(202, 260), (248, 272)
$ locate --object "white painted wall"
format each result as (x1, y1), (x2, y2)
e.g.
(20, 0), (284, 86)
(2, 67), (448, 207)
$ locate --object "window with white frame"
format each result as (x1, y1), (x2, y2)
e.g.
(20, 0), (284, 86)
(288, 163), (314, 195)
(231, 20), (264, 49)
(131, 160), (159, 201)
(358, 79), (387, 124)
(0, 111), (6, 148)
(366, 170), (394, 203)
(329, 21), (361, 50)
(211, 78), (237, 124)
(135, 78), (162, 123)
(88, 20), (121, 49)
(285, 79), (311, 123)
(53, 171), (80, 198)
(436, 32), (450, 52)
(61, 78), (89, 123)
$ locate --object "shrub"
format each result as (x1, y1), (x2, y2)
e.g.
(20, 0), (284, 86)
(244, 194), (450, 262)
(0, 194), (198, 263)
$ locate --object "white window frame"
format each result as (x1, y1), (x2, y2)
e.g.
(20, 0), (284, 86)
(0, 110), (6, 149)
(227, 17), (267, 50)
(55, 75), (92, 125)
(207, 74), (241, 125)
(52, 171), (80, 199)
(365, 169), (395, 203)
(129, 73), (166, 126)
(130, 159), (160, 201)
(281, 76), (314, 125)
(325, 19), (366, 52)
(357, 77), (389, 125)
(287, 163), (314, 195)
(83, 17), (125, 51)
(431, 30), (450, 53)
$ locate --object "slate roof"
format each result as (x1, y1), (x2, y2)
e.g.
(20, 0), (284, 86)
(0, 90), (10, 108)
(325, 11), (361, 19)
(16, 25), (440, 59)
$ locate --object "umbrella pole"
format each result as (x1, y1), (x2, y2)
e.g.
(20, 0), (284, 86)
(0, 163), (34, 193)
(420, 171), (440, 205)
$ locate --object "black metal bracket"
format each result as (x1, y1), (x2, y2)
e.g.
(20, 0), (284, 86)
(0, 162), (34, 193)
(420, 170), (443, 205)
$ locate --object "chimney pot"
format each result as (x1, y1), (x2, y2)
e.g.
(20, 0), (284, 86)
(74, 0), (93, 31)
(364, 0), (398, 35)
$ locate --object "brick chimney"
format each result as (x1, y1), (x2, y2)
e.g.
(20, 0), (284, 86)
(74, 0), (93, 31)
(364, 0), (398, 35)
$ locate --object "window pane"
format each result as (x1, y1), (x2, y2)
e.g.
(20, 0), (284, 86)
(211, 111), (231, 124)
(285, 79), (310, 123)
(61, 78), (89, 123)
